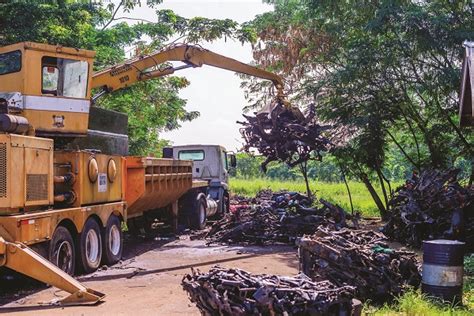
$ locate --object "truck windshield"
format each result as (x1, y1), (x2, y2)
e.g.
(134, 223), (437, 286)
(0, 50), (21, 75)
(178, 150), (205, 161)
(42, 56), (88, 98)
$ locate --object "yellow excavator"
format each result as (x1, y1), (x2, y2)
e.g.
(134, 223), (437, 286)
(0, 41), (298, 307)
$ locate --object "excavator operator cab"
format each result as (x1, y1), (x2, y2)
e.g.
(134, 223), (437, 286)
(0, 42), (95, 136)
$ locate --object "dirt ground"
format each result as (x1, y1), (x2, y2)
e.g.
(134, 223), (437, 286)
(0, 235), (298, 315)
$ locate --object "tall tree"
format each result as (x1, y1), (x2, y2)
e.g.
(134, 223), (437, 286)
(241, 0), (473, 216)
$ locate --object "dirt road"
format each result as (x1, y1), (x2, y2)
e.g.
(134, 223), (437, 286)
(0, 235), (298, 315)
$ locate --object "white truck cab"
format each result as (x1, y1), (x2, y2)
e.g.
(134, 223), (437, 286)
(163, 145), (236, 229)
(169, 145), (235, 185)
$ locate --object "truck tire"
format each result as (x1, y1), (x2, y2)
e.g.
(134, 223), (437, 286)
(190, 193), (207, 230)
(78, 218), (103, 274)
(102, 215), (123, 265)
(49, 226), (75, 276)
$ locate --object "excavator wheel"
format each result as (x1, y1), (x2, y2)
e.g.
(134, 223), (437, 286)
(78, 218), (103, 274)
(49, 226), (76, 275)
(102, 215), (123, 265)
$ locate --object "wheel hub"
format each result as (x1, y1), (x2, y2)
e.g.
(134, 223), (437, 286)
(109, 225), (121, 256)
(86, 229), (100, 265)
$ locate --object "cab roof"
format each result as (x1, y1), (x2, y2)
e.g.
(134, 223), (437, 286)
(172, 144), (227, 151)
(0, 42), (96, 59)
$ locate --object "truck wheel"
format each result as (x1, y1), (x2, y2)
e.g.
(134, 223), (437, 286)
(78, 218), (103, 274)
(102, 215), (123, 265)
(191, 194), (207, 230)
(49, 226), (75, 276)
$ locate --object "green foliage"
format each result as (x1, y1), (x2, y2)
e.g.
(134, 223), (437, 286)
(156, 9), (255, 44)
(232, 151), (434, 183)
(233, 152), (343, 182)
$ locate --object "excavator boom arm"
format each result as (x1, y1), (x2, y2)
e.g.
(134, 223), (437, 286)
(91, 44), (284, 96)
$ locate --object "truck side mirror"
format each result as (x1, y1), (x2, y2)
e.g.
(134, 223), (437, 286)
(229, 154), (237, 168)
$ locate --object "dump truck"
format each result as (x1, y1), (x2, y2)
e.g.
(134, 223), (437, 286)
(164, 145), (236, 229)
(0, 41), (293, 305)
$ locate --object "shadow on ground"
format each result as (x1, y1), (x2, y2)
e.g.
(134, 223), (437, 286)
(0, 232), (299, 307)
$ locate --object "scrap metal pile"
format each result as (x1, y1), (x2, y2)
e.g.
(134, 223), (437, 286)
(298, 227), (421, 302)
(182, 266), (358, 315)
(238, 103), (331, 172)
(206, 190), (353, 245)
(382, 169), (474, 248)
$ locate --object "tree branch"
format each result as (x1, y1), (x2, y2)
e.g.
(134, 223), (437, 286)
(101, 1), (123, 31)
(109, 16), (155, 24)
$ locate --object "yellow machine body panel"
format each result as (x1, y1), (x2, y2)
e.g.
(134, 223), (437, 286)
(22, 108), (90, 135)
(0, 42), (95, 97)
(0, 42), (95, 136)
(54, 151), (123, 206)
(0, 202), (125, 245)
(0, 134), (54, 215)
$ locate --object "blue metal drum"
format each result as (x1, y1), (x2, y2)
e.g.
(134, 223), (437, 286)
(422, 239), (465, 304)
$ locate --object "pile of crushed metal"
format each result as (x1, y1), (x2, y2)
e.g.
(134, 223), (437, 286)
(182, 266), (360, 315)
(183, 229), (421, 315)
(382, 169), (474, 248)
(205, 190), (356, 245)
(298, 227), (421, 303)
(185, 190), (422, 314)
(238, 103), (332, 172)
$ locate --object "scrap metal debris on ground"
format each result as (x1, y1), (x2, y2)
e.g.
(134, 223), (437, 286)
(182, 266), (359, 316)
(298, 227), (421, 303)
(238, 103), (332, 172)
(206, 190), (356, 245)
(382, 169), (474, 248)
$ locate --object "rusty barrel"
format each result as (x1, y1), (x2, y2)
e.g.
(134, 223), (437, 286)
(422, 239), (465, 304)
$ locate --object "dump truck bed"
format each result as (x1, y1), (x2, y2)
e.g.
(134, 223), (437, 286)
(124, 157), (194, 218)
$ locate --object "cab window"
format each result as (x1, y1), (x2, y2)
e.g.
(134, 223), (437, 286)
(221, 151), (228, 170)
(178, 150), (205, 161)
(0, 50), (21, 75)
(42, 56), (88, 98)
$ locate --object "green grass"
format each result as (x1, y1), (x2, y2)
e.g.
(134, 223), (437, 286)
(370, 258), (473, 315)
(230, 178), (398, 217)
(368, 289), (473, 315)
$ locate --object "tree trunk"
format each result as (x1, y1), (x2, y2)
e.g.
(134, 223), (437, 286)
(299, 162), (312, 199)
(340, 166), (354, 215)
(360, 173), (388, 219)
(375, 165), (389, 209)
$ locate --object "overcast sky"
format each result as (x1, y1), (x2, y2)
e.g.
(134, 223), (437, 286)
(115, 0), (273, 151)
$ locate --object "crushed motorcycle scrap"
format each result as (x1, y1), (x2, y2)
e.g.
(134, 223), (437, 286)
(238, 103), (332, 172)
(182, 266), (361, 316)
(298, 227), (421, 303)
(382, 169), (474, 248)
(203, 189), (359, 246)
